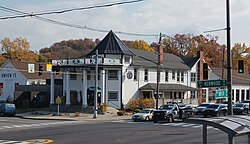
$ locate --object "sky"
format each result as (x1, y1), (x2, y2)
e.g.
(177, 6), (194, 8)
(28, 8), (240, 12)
(0, 0), (250, 51)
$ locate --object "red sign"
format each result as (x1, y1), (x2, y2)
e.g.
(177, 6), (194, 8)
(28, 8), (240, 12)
(0, 83), (3, 96)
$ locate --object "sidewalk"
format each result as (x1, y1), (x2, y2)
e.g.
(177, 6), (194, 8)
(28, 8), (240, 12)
(16, 111), (132, 121)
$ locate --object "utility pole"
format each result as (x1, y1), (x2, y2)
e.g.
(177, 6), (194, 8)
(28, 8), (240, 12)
(226, 0), (233, 115)
(156, 33), (162, 109)
(93, 49), (98, 118)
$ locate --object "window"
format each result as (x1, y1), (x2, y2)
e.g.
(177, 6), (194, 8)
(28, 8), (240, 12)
(125, 56), (130, 63)
(165, 70), (168, 82)
(191, 73), (196, 82)
(144, 69), (148, 81)
(108, 91), (118, 101)
(177, 71), (180, 82)
(181, 71), (184, 82)
(108, 70), (118, 80)
(236, 89), (240, 102)
(87, 71), (91, 80)
(172, 70), (175, 80)
(247, 90), (250, 100)
(70, 73), (77, 80)
(241, 90), (245, 101)
(134, 68), (137, 81)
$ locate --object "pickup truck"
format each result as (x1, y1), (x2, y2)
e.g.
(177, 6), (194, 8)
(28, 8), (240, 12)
(152, 103), (193, 123)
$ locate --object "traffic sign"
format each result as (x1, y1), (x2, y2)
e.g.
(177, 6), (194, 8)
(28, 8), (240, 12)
(215, 89), (228, 99)
(198, 80), (227, 88)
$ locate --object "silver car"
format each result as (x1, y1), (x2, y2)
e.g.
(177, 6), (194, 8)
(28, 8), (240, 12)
(132, 108), (155, 122)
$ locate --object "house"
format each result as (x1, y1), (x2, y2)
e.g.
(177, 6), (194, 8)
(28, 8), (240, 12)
(50, 30), (200, 110)
(0, 60), (55, 108)
(209, 67), (250, 103)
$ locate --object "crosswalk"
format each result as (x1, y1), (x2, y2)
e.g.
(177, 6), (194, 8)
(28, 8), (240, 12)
(112, 120), (218, 130)
(0, 121), (82, 130)
(0, 140), (33, 144)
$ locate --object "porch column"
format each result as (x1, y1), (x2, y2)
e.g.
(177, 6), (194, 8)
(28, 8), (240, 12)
(82, 70), (87, 107)
(50, 72), (54, 104)
(100, 70), (106, 104)
(65, 71), (70, 105)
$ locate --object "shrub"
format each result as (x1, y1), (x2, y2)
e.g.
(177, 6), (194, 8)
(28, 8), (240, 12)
(133, 109), (141, 114)
(117, 110), (125, 116)
(128, 98), (155, 111)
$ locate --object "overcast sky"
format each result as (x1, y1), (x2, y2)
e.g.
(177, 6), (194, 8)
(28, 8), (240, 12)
(0, 0), (249, 51)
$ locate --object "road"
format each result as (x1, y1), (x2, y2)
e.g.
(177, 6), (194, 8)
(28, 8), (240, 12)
(0, 117), (248, 144)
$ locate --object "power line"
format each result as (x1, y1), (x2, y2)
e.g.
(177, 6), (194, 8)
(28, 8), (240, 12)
(0, 0), (146, 20)
(0, 4), (157, 37)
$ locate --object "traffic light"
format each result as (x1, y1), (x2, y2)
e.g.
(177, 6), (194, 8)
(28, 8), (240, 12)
(203, 63), (208, 80)
(38, 64), (43, 76)
(238, 60), (244, 73)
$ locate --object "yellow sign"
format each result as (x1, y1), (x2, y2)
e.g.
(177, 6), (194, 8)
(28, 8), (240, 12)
(46, 64), (52, 72)
(56, 96), (62, 105)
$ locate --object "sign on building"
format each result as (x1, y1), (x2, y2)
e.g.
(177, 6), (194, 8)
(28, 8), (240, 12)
(46, 64), (52, 72)
(28, 64), (35, 73)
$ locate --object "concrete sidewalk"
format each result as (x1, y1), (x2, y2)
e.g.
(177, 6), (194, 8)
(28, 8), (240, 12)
(16, 111), (132, 121)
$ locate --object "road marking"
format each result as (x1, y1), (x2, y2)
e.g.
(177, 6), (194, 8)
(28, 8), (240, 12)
(0, 121), (83, 130)
(0, 140), (33, 144)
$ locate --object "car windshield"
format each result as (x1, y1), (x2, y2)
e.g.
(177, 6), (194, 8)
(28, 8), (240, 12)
(6, 104), (15, 108)
(160, 105), (173, 110)
(178, 105), (185, 108)
(207, 104), (219, 109)
(198, 104), (210, 107)
(234, 104), (244, 107)
(140, 110), (150, 113)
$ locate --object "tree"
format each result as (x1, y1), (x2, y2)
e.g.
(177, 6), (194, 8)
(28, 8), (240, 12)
(131, 40), (154, 51)
(0, 37), (38, 62)
(232, 43), (250, 70)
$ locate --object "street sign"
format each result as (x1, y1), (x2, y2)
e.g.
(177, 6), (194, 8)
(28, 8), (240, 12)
(215, 89), (228, 99)
(198, 80), (227, 88)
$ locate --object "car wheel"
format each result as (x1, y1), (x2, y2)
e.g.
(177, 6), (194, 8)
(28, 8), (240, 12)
(216, 112), (220, 117)
(224, 112), (228, 116)
(203, 114), (207, 118)
(145, 116), (150, 121)
(168, 115), (174, 123)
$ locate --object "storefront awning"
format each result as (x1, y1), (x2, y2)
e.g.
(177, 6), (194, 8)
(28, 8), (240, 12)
(139, 83), (199, 92)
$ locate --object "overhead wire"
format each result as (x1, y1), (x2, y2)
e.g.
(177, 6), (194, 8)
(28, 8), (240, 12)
(0, 3), (157, 37)
(0, 0), (146, 19)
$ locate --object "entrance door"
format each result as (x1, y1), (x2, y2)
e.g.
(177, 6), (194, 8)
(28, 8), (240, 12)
(87, 90), (94, 106)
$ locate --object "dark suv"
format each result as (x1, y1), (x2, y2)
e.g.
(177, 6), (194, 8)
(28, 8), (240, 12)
(233, 103), (249, 115)
(203, 104), (228, 117)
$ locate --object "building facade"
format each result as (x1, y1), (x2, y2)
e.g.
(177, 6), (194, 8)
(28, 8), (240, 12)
(50, 31), (199, 109)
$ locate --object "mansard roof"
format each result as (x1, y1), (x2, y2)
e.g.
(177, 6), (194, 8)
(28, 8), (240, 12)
(87, 30), (134, 57)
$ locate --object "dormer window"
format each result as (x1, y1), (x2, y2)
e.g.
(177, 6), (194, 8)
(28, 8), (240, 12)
(125, 56), (130, 63)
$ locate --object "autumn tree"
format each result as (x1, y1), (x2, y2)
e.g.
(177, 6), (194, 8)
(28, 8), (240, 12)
(0, 37), (38, 62)
(232, 43), (250, 70)
(130, 40), (154, 51)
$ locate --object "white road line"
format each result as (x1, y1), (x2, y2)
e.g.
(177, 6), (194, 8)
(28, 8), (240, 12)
(0, 140), (33, 144)
(0, 121), (84, 130)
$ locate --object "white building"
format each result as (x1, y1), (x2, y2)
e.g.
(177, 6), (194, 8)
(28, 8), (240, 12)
(0, 60), (51, 107)
(50, 31), (200, 109)
(209, 67), (250, 103)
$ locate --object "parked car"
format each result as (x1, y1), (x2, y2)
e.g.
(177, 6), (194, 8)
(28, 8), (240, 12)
(243, 100), (250, 110)
(233, 103), (249, 115)
(203, 104), (228, 117)
(132, 108), (155, 122)
(178, 104), (195, 117)
(0, 103), (16, 116)
(194, 103), (210, 115)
